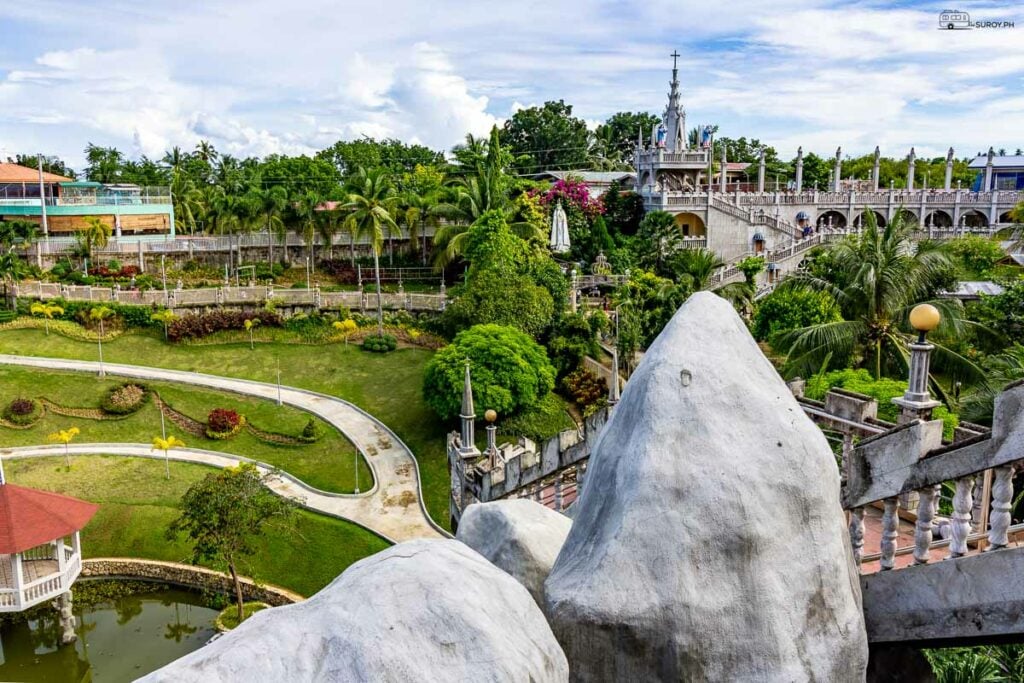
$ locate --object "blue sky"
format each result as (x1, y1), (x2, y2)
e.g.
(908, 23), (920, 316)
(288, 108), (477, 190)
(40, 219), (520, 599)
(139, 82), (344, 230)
(0, 0), (1021, 170)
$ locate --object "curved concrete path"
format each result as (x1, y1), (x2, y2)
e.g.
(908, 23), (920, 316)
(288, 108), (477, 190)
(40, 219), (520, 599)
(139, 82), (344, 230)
(0, 354), (448, 542)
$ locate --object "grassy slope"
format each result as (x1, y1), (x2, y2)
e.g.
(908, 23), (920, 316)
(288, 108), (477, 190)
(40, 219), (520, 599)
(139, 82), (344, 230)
(0, 330), (451, 526)
(5, 456), (390, 596)
(0, 366), (370, 493)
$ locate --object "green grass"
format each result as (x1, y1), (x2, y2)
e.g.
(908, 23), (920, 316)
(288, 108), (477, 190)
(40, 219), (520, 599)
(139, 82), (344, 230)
(217, 602), (269, 630)
(0, 329), (452, 527)
(4, 457), (390, 596)
(0, 366), (371, 493)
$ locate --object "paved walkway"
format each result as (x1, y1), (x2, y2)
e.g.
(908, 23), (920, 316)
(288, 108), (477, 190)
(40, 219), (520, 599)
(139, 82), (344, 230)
(0, 354), (448, 543)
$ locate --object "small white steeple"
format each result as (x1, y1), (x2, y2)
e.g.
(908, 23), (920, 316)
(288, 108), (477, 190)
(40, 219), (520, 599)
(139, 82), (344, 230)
(459, 361), (478, 455)
(662, 50), (686, 153)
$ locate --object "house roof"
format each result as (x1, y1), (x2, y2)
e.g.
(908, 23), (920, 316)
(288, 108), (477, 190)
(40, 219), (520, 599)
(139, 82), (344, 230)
(724, 162), (751, 171)
(0, 483), (98, 554)
(0, 163), (72, 184)
(534, 171), (635, 184)
(967, 155), (1024, 169)
(942, 281), (1006, 300)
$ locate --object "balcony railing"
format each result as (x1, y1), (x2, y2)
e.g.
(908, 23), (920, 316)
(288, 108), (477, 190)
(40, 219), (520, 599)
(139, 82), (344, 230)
(0, 186), (171, 207)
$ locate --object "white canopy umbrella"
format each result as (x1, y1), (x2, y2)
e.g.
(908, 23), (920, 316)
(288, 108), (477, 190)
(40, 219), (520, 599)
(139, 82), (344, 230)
(549, 202), (570, 254)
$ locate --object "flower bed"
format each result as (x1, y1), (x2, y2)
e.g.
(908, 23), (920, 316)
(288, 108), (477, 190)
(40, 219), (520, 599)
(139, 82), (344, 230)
(100, 383), (150, 415)
(0, 317), (126, 342)
(168, 310), (282, 342)
(2, 398), (43, 427)
(206, 408), (246, 440)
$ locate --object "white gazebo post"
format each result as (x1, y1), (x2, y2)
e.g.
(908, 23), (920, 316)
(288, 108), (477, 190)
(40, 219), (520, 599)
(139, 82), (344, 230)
(10, 553), (24, 610)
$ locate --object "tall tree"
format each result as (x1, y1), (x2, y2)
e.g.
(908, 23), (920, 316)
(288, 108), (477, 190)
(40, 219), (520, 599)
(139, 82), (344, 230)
(500, 100), (590, 173)
(595, 112), (661, 164)
(342, 168), (399, 336)
(10, 154), (76, 178)
(83, 144), (125, 183)
(251, 185), (288, 263)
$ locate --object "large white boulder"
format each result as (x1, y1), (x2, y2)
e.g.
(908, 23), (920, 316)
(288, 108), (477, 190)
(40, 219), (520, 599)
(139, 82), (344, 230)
(456, 499), (572, 604)
(544, 292), (868, 681)
(140, 540), (568, 683)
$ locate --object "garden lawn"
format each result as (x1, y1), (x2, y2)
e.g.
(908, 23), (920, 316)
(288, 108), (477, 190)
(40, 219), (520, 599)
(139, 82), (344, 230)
(0, 329), (452, 526)
(4, 456), (390, 596)
(0, 366), (370, 493)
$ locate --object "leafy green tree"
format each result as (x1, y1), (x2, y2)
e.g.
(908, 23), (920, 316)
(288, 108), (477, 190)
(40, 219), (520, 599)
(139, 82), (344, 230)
(317, 138), (443, 178)
(442, 269), (555, 338)
(10, 154), (76, 178)
(167, 463), (295, 623)
(601, 182), (645, 236)
(423, 324), (556, 419)
(948, 235), (1006, 277)
(611, 270), (691, 348)
(966, 280), (1024, 347)
(595, 112), (660, 164)
(83, 144), (125, 182)
(501, 100), (589, 173)
(775, 211), (980, 389)
(342, 168), (400, 336)
(547, 312), (598, 377)
(635, 211), (680, 276)
(753, 287), (842, 342)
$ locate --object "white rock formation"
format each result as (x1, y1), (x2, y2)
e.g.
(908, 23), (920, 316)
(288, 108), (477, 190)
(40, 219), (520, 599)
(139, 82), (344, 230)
(456, 499), (572, 604)
(544, 292), (868, 681)
(140, 540), (568, 683)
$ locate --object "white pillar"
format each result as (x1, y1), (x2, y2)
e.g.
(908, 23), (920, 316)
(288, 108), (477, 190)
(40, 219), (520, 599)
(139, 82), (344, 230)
(795, 146), (804, 193)
(988, 464), (1015, 549)
(11, 553), (24, 608)
(949, 475), (975, 558)
(880, 497), (899, 570)
(944, 147), (954, 190)
(56, 538), (66, 572)
(912, 486), (937, 564)
(906, 148), (916, 191)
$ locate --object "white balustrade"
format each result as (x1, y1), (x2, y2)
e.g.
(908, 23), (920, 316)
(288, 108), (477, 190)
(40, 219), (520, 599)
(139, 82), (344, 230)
(880, 497), (899, 570)
(949, 475), (975, 558)
(987, 464), (1015, 550)
(912, 487), (937, 565)
(849, 508), (865, 565)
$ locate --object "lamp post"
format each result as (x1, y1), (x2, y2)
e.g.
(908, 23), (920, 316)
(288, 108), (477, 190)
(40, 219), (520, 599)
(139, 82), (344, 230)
(892, 303), (942, 423)
(484, 409), (498, 469)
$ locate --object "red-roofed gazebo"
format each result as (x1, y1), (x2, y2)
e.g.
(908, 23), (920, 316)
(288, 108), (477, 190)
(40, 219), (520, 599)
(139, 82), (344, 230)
(0, 457), (97, 643)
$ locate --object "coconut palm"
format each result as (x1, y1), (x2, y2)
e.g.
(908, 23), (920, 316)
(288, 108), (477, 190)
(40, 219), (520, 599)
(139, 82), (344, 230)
(251, 185), (288, 264)
(961, 345), (1024, 423)
(399, 190), (442, 265)
(294, 190), (323, 266)
(194, 140), (218, 165)
(342, 168), (399, 336)
(775, 210), (982, 392)
(78, 216), (112, 261)
(170, 170), (203, 235)
(30, 302), (64, 335)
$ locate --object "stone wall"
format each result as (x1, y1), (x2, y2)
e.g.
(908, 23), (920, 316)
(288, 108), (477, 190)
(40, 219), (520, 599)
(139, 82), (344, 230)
(81, 558), (304, 606)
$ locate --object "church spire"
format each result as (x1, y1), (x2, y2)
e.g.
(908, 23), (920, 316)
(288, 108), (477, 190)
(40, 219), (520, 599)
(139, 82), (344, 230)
(662, 50), (686, 152)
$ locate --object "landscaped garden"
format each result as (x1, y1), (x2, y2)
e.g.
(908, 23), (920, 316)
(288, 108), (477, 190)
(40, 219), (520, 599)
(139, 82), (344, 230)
(0, 365), (370, 493)
(0, 329), (454, 523)
(2, 456), (390, 597)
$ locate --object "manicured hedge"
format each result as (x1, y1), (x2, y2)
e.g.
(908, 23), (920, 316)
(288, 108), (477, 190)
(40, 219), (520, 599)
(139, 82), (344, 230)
(100, 383), (150, 415)
(361, 334), (397, 353)
(168, 310), (282, 342)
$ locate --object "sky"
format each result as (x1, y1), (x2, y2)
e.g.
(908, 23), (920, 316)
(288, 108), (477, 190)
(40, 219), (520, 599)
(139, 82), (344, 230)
(0, 0), (1021, 170)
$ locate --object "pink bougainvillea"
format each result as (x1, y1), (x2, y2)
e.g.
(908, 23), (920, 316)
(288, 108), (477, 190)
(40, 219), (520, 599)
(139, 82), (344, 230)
(529, 178), (605, 219)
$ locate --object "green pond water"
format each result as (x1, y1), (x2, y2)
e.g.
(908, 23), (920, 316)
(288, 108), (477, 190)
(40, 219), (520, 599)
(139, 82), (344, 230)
(0, 582), (218, 682)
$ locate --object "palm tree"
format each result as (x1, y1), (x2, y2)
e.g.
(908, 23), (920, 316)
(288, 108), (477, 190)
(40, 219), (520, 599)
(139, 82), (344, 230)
(194, 140), (218, 165)
(244, 318), (260, 349)
(342, 168), (399, 336)
(294, 190), (323, 267)
(775, 211), (982, 390)
(151, 309), (177, 340)
(961, 345), (1024, 423)
(78, 216), (112, 261)
(170, 169), (203, 235)
(162, 146), (185, 172)
(30, 302), (64, 335)
(399, 190), (442, 265)
(90, 306), (114, 377)
(251, 185), (287, 264)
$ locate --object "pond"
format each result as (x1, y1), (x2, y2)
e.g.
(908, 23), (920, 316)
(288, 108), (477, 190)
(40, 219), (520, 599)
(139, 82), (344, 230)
(0, 580), (219, 682)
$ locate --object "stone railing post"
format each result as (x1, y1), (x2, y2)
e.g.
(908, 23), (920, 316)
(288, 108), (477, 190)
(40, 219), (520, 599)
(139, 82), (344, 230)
(912, 486), (937, 565)
(949, 475), (975, 558)
(880, 497), (899, 570)
(849, 507), (865, 566)
(987, 464), (1015, 550)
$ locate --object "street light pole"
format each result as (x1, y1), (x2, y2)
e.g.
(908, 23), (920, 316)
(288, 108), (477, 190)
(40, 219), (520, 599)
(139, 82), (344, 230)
(276, 358), (282, 407)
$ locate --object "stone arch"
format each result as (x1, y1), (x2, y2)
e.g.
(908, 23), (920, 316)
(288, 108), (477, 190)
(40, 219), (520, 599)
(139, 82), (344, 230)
(673, 212), (706, 237)
(923, 209), (953, 228)
(998, 210), (1016, 225)
(960, 209), (989, 228)
(638, 171), (653, 191)
(817, 210), (847, 230)
(852, 210), (885, 228)
(893, 208), (918, 227)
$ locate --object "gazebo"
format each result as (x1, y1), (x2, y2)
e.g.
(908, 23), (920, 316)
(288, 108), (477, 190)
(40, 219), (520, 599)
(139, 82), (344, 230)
(0, 459), (97, 643)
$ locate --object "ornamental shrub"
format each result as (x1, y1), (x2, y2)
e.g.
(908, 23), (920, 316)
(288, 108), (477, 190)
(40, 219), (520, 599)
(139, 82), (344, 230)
(299, 418), (323, 443)
(561, 366), (608, 416)
(949, 235), (1005, 277)
(207, 408), (244, 438)
(361, 334), (397, 353)
(753, 287), (843, 342)
(3, 398), (42, 425)
(423, 324), (556, 420)
(167, 310), (282, 342)
(100, 383), (150, 415)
